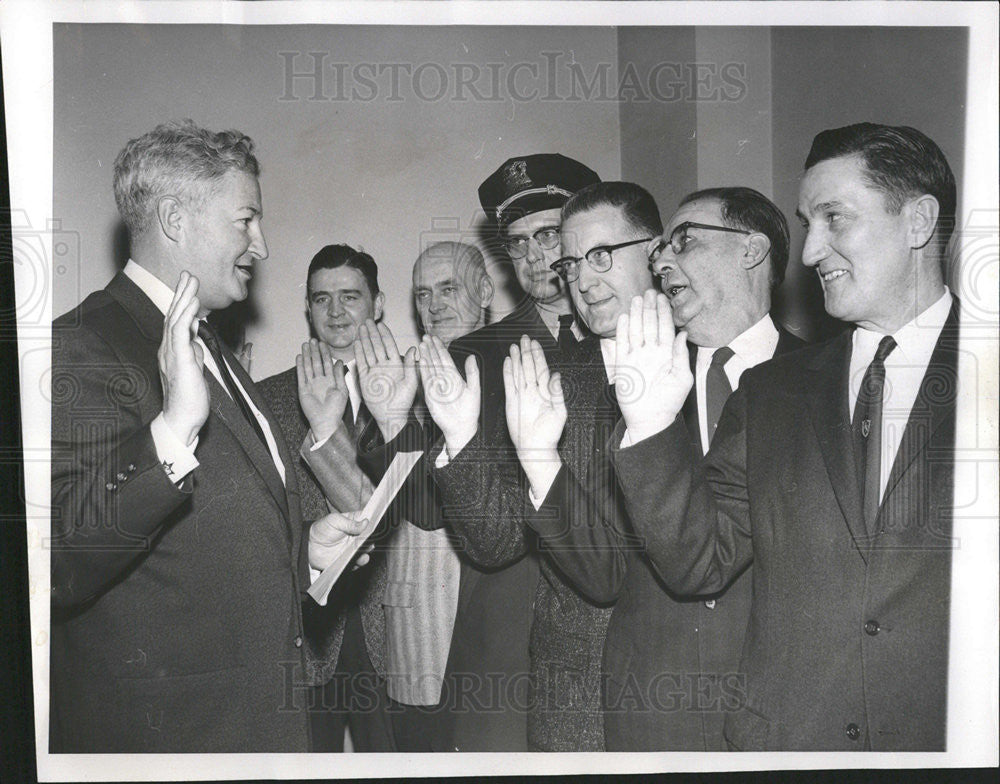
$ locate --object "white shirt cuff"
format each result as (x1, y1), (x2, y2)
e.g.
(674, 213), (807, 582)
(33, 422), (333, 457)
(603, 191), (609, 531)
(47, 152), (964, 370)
(307, 429), (333, 452)
(150, 411), (199, 484)
(527, 461), (561, 510)
(434, 447), (450, 469)
(619, 429), (634, 449)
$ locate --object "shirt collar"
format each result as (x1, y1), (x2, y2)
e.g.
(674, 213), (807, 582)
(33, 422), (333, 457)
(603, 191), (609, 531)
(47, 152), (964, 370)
(123, 259), (176, 316)
(697, 313), (779, 368)
(854, 287), (952, 366)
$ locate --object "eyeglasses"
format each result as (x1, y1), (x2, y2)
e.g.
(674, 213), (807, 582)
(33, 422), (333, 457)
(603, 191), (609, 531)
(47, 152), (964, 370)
(647, 222), (752, 276)
(502, 225), (561, 259)
(550, 237), (653, 282)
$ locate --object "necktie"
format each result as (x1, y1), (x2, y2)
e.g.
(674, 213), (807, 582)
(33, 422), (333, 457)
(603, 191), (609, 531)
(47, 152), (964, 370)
(342, 363), (370, 439)
(197, 321), (269, 449)
(853, 335), (897, 535)
(705, 346), (735, 447)
(557, 313), (576, 355)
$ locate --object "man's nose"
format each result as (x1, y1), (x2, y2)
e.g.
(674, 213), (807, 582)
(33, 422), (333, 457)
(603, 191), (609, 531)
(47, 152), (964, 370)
(576, 260), (599, 291)
(800, 227), (828, 268)
(249, 224), (268, 261)
(651, 245), (677, 279)
(525, 237), (546, 264)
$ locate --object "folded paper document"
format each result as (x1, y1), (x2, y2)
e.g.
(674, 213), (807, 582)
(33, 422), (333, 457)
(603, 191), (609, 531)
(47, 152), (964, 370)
(307, 450), (423, 606)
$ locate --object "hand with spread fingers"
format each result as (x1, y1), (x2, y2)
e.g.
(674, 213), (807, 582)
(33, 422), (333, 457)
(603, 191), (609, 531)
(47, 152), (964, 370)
(296, 339), (349, 443)
(158, 271), (210, 446)
(502, 335), (566, 490)
(417, 334), (481, 458)
(354, 320), (419, 441)
(308, 510), (370, 571)
(614, 288), (692, 443)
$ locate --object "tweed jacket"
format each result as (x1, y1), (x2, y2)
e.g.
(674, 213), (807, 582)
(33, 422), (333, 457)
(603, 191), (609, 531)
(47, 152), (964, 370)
(257, 368), (387, 680)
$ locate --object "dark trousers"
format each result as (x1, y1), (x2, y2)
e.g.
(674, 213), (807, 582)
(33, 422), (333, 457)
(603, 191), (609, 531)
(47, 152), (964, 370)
(308, 606), (395, 752)
(389, 699), (447, 752)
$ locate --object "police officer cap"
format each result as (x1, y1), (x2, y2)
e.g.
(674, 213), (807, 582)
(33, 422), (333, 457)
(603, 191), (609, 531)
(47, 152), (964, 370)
(479, 153), (600, 227)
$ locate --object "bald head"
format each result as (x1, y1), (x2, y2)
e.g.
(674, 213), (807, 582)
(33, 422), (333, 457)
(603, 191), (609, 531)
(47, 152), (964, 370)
(412, 241), (494, 345)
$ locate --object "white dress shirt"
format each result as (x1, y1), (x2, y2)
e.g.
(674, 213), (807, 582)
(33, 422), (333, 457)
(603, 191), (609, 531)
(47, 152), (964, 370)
(848, 288), (952, 502)
(694, 314), (780, 454)
(124, 260), (285, 485)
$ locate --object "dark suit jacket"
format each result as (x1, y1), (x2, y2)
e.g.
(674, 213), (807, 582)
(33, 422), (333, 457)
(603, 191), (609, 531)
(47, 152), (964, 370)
(49, 273), (310, 752)
(524, 325), (804, 751)
(257, 368), (387, 682)
(609, 302), (959, 750)
(430, 303), (612, 752)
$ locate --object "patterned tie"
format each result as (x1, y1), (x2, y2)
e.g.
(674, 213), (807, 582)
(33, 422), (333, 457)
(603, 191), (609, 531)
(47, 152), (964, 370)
(705, 346), (735, 447)
(197, 321), (268, 448)
(853, 335), (897, 535)
(557, 313), (576, 355)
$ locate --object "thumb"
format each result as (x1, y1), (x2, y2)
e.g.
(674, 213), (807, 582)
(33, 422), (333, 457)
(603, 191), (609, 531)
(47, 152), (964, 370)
(237, 342), (253, 371)
(192, 341), (205, 368)
(404, 345), (418, 380)
(464, 354), (480, 396)
(672, 330), (689, 374)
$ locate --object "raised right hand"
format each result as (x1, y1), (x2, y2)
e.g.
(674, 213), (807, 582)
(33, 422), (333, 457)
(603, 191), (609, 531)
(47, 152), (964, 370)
(613, 289), (692, 443)
(417, 334), (480, 458)
(159, 272), (210, 446)
(297, 339), (348, 443)
(354, 320), (419, 441)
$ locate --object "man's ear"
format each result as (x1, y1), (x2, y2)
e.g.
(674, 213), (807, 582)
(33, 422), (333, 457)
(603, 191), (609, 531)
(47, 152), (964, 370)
(373, 291), (386, 322)
(479, 275), (495, 309)
(156, 195), (184, 243)
(740, 233), (771, 271)
(908, 194), (940, 250)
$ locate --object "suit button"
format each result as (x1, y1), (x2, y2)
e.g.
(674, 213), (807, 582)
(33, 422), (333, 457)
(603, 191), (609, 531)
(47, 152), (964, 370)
(294, 635), (303, 648)
(864, 620), (880, 636)
(117, 472), (127, 482)
(128, 463), (137, 472)
(846, 723), (861, 741)
(704, 600), (716, 609)
(105, 482), (117, 491)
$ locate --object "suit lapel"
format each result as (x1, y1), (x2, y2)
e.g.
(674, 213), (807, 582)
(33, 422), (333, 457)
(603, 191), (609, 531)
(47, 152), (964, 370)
(220, 348), (293, 523)
(108, 272), (295, 540)
(879, 300), (960, 513)
(804, 330), (868, 561)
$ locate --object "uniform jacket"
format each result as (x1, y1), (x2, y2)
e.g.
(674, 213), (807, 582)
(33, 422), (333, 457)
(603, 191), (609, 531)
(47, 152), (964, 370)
(609, 302), (959, 750)
(50, 272), (310, 753)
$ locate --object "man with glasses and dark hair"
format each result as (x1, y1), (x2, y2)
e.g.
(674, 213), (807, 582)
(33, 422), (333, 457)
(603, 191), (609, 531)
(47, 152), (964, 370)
(429, 180), (802, 751)
(608, 123), (958, 750)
